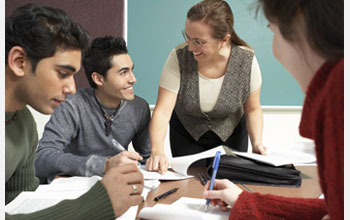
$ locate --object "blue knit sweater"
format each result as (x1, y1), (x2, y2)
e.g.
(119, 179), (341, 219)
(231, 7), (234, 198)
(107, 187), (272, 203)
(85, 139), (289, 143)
(35, 87), (151, 182)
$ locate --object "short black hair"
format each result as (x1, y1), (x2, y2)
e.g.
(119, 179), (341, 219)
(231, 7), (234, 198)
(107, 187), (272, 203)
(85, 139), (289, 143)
(6, 3), (90, 72)
(83, 36), (128, 88)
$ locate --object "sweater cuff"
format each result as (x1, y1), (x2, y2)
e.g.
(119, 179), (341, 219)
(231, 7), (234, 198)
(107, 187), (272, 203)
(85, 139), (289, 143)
(232, 191), (250, 208)
(85, 155), (108, 176)
(230, 191), (250, 219)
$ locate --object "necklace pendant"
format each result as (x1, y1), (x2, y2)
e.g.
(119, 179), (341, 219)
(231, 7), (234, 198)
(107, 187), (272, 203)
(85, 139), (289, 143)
(94, 91), (118, 137)
(104, 119), (112, 136)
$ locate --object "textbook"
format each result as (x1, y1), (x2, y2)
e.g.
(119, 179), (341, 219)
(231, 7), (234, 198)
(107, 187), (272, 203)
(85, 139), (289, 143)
(5, 176), (152, 219)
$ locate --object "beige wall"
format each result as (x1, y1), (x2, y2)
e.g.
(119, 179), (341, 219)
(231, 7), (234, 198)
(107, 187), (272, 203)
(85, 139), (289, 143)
(29, 105), (312, 160)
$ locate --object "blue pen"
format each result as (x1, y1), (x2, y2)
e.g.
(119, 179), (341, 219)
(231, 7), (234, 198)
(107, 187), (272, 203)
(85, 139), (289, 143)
(204, 151), (221, 212)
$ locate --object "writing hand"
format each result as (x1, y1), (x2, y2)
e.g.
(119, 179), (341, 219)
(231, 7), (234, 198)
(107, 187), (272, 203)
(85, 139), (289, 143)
(202, 179), (242, 210)
(104, 152), (142, 173)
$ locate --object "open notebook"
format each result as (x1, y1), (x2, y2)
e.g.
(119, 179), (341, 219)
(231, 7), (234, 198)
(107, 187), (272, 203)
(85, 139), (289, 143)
(140, 145), (227, 180)
(5, 176), (153, 219)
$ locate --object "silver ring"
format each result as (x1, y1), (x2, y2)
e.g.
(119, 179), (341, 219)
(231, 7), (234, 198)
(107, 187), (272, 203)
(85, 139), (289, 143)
(132, 184), (138, 194)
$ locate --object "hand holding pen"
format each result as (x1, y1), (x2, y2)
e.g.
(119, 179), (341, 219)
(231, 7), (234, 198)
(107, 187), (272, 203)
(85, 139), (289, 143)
(104, 139), (143, 173)
(204, 151), (221, 212)
(202, 168), (243, 211)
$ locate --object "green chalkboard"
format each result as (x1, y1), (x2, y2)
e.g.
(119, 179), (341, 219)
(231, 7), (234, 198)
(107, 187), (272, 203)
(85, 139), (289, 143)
(128, 0), (304, 106)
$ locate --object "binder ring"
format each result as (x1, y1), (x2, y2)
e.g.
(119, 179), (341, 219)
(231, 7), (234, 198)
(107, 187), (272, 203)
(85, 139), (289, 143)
(132, 184), (138, 194)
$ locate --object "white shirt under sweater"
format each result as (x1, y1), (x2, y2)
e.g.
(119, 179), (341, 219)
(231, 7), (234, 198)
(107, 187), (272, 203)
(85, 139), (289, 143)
(159, 46), (262, 112)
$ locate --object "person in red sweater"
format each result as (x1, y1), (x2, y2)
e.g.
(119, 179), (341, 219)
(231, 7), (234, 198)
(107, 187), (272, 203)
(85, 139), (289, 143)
(203, 0), (344, 219)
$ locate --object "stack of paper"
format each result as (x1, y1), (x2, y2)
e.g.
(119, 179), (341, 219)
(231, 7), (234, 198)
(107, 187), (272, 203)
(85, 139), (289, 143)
(6, 176), (101, 215)
(139, 197), (230, 220)
(5, 176), (151, 220)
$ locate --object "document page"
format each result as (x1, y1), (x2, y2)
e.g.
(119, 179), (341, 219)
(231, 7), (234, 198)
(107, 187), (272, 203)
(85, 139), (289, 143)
(140, 146), (226, 179)
(139, 197), (230, 220)
(171, 146), (227, 175)
(234, 147), (316, 166)
(140, 165), (193, 180)
(5, 176), (148, 220)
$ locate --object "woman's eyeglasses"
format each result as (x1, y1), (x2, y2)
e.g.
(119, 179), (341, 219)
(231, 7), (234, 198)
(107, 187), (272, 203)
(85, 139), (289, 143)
(182, 30), (207, 47)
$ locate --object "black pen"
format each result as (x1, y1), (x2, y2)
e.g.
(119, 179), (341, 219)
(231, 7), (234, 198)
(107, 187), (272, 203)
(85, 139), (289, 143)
(154, 187), (179, 201)
(198, 172), (207, 186)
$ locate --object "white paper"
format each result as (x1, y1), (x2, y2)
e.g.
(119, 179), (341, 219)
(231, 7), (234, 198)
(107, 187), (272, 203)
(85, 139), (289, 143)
(234, 147), (316, 167)
(144, 179), (161, 190)
(5, 176), (144, 220)
(140, 166), (193, 180)
(139, 197), (230, 220)
(171, 146), (227, 175)
(6, 192), (70, 214)
(36, 175), (101, 193)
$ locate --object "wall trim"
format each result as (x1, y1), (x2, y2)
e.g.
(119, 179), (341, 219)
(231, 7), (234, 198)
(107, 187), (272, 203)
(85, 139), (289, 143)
(149, 105), (302, 112)
(261, 106), (302, 112)
(124, 0), (128, 43)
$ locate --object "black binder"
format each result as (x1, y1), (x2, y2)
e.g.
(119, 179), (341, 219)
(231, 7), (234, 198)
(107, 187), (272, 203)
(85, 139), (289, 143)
(207, 155), (302, 187)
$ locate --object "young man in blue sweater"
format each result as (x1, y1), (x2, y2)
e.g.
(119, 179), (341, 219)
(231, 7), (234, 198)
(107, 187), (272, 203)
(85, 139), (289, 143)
(35, 36), (151, 183)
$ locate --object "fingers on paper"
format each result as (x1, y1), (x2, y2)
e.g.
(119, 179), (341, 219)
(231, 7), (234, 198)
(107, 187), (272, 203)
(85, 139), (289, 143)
(159, 158), (168, 174)
(145, 156), (158, 171)
(254, 145), (268, 155)
(145, 158), (151, 170)
(152, 157), (160, 171)
(145, 155), (168, 174)
(260, 146), (268, 155)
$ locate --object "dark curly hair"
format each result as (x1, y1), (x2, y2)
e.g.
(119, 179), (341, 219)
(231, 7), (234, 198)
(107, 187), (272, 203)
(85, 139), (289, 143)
(6, 3), (90, 72)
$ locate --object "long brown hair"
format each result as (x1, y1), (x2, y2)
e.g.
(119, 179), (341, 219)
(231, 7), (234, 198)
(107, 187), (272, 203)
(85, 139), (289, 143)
(187, 0), (250, 48)
(256, 0), (343, 61)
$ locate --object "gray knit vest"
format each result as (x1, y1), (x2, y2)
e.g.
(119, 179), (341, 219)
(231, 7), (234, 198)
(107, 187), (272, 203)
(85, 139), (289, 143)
(174, 45), (253, 141)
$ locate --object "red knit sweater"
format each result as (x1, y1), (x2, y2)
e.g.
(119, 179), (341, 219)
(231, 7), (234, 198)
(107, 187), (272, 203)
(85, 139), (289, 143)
(230, 59), (344, 220)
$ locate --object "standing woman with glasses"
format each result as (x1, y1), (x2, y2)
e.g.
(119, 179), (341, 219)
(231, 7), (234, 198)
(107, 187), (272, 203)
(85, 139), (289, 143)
(202, 0), (343, 219)
(146, 0), (266, 174)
